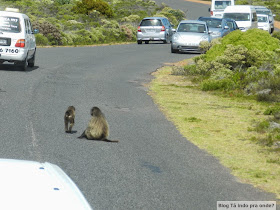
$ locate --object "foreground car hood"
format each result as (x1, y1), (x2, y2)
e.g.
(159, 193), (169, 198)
(0, 159), (93, 210)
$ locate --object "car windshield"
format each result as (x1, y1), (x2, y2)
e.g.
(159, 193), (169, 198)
(140, 19), (162, 26)
(0, 16), (21, 33)
(215, 1), (232, 10)
(258, 16), (268, 22)
(199, 18), (222, 28)
(223, 13), (250, 21)
(177, 23), (206, 33)
(256, 10), (271, 16)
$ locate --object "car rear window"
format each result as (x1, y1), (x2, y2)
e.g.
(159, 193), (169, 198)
(140, 19), (162, 26)
(0, 16), (21, 33)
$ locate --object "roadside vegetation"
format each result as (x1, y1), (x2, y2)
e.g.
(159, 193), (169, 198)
(149, 28), (280, 198)
(0, 0), (185, 46)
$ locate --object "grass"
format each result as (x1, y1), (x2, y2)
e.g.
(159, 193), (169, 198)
(148, 59), (280, 199)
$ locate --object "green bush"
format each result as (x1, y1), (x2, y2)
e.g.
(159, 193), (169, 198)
(72, 0), (114, 17)
(35, 33), (49, 46)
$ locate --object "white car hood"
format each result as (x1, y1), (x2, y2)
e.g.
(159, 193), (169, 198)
(175, 32), (208, 42)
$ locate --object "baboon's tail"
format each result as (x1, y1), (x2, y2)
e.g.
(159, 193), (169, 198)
(103, 139), (119, 143)
(78, 131), (86, 139)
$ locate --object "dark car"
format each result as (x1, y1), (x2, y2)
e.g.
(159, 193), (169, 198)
(198, 17), (232, 39)
(223, 18), (239, 32)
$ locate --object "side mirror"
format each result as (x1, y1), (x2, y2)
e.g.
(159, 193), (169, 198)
(172, 28), (176, 33)
(209, 31), (213, 34)
(208, 8), (210, 12)
(33, 29), (39, 34)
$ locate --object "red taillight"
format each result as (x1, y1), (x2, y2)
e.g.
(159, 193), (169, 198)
(137, 26), (141, 32)
(161, 26), (165, 31)
(210, 11), (213, 16)
(15, 39), (25, 47)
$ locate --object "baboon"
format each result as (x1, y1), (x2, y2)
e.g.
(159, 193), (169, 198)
(64, 106), (75, 133)
(78, 107), (119, 143)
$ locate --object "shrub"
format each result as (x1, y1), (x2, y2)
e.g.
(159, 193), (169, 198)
(33, 21), (63, 45)
(72, 0), (114, 18)
(35, 33), (49, 46)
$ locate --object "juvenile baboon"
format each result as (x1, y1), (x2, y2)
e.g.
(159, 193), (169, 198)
(78, 107), (119, 143)
(64, 106), (75, 133)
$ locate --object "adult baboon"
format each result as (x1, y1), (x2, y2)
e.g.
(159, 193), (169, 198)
(78, 107), (118, 143)
(64, 106), (75, 133)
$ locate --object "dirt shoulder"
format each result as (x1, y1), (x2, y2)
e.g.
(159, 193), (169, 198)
(184, 0), (280, 29)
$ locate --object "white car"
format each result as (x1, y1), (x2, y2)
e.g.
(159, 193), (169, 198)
(171, 20), (212, 54)
(0, 159), (93, 210)
(0, 8), (38, 71)
(257, 14), (272, 34)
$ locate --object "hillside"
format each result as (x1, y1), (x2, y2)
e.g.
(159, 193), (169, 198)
(0, 0), (185, 46)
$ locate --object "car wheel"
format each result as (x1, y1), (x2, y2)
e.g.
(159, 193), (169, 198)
(137, 40), (142, 44)
(18, 56), (28, 71)
(145, 41), (149, 44)
(171, 45), (177, 53)
(28, 50), (36, 67)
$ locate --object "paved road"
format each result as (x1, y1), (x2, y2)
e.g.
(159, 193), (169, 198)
(0, 2), (279, 210)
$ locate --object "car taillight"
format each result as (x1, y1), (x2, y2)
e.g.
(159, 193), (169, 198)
(137, 26), (141, 32)
(15, 39), (25, 47)
(161, 26), (165, 31)
(210, 11), (213, 16)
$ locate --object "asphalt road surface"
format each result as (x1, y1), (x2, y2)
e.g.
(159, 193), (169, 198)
(0, 1), (279, 210)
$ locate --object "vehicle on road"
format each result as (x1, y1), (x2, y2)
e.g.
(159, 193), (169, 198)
(0, 159), (93, 210)
(257, 14), (271, 33)
(224, 18), (239, 31)
(198, 16), (231, 39)
(209, 0), (235, 18)
(171, 20), (212, 54)
(254, 6), (275, 33)
(0, 8), (38, 71)
(223, 5), (258, 32)
(137, 17), (173, 44)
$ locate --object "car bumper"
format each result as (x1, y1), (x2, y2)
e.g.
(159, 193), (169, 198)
(137, 32), (166, 41)
(0, 48), (27, 62)
(172, 43), (202, 53)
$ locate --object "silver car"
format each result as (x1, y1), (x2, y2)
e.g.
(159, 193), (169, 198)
(137, 17), (173, 44)
(171, 20), (212, 53)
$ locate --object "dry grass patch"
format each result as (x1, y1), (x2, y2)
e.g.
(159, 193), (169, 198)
(149, 62), (280, 199)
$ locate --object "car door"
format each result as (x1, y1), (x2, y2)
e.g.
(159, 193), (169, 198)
(24, 19), (35, 59)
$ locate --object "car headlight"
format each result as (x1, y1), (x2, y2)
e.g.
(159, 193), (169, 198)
(200, 36), (209, 42)
(173, 34), (180, 41)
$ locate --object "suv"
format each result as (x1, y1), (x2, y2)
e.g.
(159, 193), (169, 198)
(0, 8), (38, 71)
(137, 17), (173, 44)
(254, 6), (275, 33)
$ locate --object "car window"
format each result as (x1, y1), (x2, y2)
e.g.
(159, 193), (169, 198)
(199, 18), (222, 28)
(140, 19), (162, 26)
(223, 13), (250, 21)
(227, 21), (234, 29)
(0, 16), (21, 33)
(25, 19), (31, 34)
(178, 23), (206, 33)
(258, 16), (268, 22)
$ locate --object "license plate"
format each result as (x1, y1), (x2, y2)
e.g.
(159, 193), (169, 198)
(0, 48), (19, 53)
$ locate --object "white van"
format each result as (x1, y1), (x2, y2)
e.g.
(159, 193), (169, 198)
(0, 8), (38, 71)
(223, 5), (258, 32)
(209, 0), (235, 18)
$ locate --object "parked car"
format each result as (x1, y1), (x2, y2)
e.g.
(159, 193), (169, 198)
(0, 159), (93, 210)
(224, 18), (239, 32)
(198, 17), (231, 39)
(171, 20), (212, 54)
(223, 5), (258, 32)
(254, 6), (275, 33)
(209, 0), (235, 18)
(0, 8), (38, 71)
(257, 14), (271, 33)
(137, 17), (173, 44)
